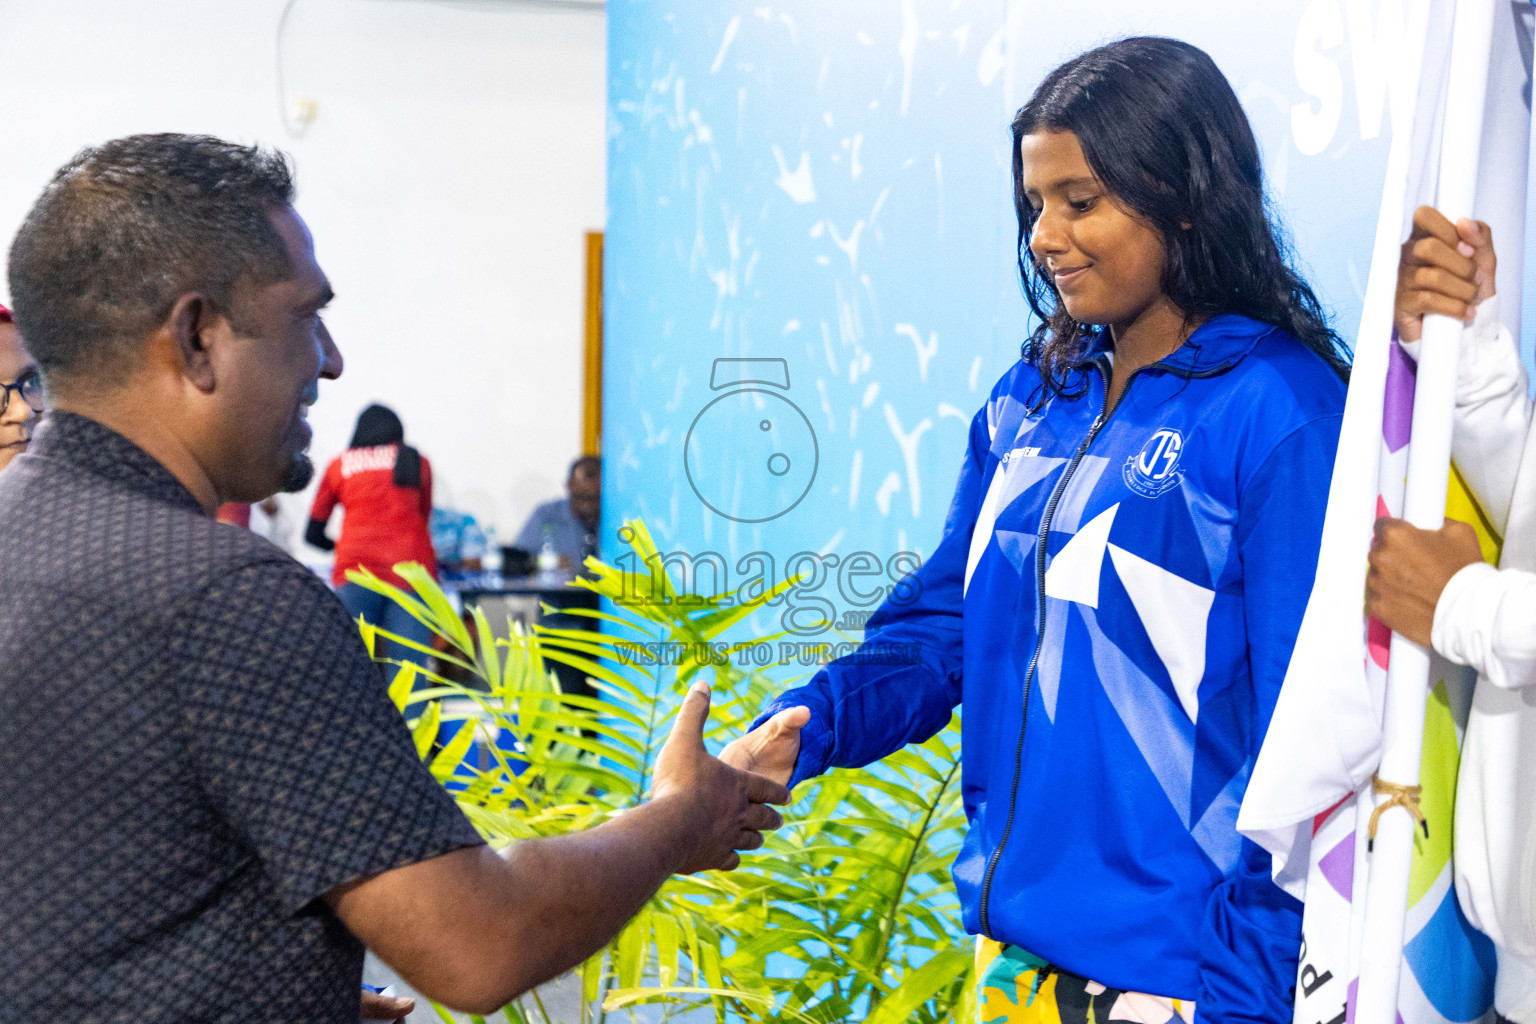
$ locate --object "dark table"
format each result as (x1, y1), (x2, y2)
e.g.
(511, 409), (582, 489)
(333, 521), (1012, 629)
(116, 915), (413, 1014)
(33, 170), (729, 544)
(447, 573), (599, 698)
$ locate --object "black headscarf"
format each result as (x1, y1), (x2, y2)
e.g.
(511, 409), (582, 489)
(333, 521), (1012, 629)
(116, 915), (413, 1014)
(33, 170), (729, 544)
(349, 404), (422, 489)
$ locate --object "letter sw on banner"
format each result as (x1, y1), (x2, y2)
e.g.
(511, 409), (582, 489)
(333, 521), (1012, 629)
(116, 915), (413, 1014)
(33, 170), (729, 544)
(1238, 4), (1533, 1024)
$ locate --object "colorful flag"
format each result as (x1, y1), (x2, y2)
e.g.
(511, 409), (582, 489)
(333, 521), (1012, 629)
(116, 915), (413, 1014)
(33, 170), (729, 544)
(1238, 4), (1532, 1024)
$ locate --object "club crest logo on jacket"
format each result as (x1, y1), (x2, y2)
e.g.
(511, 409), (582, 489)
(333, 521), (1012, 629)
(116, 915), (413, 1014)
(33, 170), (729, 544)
(1124, 428), (1185, 497)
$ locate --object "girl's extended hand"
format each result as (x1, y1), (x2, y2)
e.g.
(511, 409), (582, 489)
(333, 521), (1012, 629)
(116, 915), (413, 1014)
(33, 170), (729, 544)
(719, 705), (811, 789)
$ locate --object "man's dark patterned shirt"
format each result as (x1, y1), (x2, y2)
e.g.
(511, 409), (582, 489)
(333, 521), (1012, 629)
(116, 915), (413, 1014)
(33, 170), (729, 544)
(0, 413), (484, 1023)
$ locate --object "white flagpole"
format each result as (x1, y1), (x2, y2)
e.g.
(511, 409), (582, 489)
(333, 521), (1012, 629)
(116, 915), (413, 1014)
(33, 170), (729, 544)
(1353, 3), (1497, 1024)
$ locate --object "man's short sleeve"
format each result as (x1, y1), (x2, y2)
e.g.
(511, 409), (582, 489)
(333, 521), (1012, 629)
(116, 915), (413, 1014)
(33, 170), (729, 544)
(172, 560), (484, 912)
(514, 503), (548, 551)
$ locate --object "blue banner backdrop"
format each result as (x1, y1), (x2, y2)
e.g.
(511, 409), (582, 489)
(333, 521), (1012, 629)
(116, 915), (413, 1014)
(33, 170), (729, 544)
(604, 0), (1429, 639)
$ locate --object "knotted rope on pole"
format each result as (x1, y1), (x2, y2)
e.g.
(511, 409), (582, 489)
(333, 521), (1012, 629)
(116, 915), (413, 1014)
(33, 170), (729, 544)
(1367, 775), (1429, 852)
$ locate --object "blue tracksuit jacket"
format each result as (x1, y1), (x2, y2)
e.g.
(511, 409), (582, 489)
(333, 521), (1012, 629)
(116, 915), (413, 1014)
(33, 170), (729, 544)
(757, 314), (1345, 1023)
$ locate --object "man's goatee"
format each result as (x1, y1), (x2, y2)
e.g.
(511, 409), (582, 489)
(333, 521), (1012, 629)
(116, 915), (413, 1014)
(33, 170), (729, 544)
(280, 452), (314, 493)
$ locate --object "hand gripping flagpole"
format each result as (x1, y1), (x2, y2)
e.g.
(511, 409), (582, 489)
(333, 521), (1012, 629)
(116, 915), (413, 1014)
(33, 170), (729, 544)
(1353, 3), (1496, 1024)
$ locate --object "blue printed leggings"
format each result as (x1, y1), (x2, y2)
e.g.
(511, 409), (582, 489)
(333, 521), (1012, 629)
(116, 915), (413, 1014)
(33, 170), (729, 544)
(335, 583), (435, 673)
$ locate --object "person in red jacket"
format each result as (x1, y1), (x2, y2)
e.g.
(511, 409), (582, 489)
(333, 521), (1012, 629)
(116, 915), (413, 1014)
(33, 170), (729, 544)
(307, 404), (437, 667)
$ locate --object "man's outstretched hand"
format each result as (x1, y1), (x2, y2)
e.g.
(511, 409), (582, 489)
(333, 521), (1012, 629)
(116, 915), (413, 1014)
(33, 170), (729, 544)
(652, 683), (792, 873)
(719, 705), (811, 788)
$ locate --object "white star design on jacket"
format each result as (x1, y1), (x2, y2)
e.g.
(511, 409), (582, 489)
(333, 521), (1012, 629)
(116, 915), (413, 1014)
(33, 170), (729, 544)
(1044, 503), (1215, 723)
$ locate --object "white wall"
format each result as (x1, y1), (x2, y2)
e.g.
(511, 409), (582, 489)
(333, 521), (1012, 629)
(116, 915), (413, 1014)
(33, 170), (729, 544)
(0, 0), (606, 543)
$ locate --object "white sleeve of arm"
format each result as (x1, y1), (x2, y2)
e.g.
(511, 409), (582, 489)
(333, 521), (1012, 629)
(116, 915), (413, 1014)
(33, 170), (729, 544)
(1456, 303), (1533, 531)
(1400, 300), (1533, 532)
(1432, 561), (1536, 690)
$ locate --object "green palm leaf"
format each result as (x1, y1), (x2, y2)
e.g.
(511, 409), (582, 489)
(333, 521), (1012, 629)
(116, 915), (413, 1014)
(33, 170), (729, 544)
(358, 518), (972, 1024)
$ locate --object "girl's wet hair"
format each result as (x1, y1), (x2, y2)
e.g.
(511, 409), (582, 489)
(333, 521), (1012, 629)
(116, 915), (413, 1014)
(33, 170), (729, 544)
(1011, 36), (1350, 396)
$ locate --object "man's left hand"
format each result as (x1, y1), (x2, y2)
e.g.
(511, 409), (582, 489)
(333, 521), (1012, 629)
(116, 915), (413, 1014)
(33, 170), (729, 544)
(361, 987), (414, 1022)
(1366, 517), (1484, 647)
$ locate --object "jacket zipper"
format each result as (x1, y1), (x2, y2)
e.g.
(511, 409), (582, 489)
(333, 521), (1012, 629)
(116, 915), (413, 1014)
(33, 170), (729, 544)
(977, 357), (1136, 938)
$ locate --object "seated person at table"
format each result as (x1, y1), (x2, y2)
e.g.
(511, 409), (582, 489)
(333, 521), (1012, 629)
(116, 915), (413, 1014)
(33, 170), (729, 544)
(512, 455), (599, 571)
(430, 504), (488, 577)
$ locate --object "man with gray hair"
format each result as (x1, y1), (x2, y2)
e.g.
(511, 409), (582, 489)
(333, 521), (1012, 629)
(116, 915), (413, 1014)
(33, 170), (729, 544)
(0, 134), (788, 1024)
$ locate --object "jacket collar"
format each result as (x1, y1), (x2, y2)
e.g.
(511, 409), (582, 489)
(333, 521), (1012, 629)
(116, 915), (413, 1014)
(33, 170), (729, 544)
(27, 411), (204, 514)
(1077, 313), (1276, 379)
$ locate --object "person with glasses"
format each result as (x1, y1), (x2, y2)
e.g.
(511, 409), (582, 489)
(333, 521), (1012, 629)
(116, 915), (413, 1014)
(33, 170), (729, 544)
(0, 303), (42, 472)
